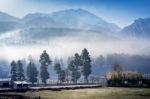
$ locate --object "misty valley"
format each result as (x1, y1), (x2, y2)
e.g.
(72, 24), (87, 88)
(0, 9), (150, 79)
(0, 6), (150, 99)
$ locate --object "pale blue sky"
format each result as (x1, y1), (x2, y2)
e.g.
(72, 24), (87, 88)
(0, 0), (150, 27)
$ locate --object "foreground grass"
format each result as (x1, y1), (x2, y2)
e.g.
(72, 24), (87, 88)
(2, 87), (150, 99)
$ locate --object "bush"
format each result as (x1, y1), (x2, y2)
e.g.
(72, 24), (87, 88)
(106, 71), (143, 86)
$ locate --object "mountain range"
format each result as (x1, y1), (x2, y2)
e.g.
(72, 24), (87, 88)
(0, 9), (149, 44)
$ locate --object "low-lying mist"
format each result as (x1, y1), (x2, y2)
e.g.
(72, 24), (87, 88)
(0, 34), (150, 62)
(0, 34), (150, 78)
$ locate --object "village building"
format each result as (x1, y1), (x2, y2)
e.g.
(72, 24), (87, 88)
(0, 78), (11, 87)
(13, 81), (29, 89)
(0, 78), (29, 89)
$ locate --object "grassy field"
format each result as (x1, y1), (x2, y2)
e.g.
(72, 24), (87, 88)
(1, 87), (150, 99)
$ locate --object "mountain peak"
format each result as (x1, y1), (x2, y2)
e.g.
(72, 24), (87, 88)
(134, 17), (150, 24)
(69, 8), (92, 14)
(55, 8), (88, 13)
(0, 11), (18, 22)
(51, 8), (91, 16)
(120, 17), (150, 38)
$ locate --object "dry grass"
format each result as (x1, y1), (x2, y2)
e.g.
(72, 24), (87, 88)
(1, 87), (150, 99)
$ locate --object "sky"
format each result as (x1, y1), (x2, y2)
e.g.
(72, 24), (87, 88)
(0, 0), (150, 27)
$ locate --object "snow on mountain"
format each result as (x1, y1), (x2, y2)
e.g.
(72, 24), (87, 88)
(0, 11), (19, 22)
(0, 11), (23, 33)
(22, 9), (120, 33)
(120, 17), (150, 38)
(0, 9), (150, 44)
(12, 9), (120, 42)
(1, 9), (150, 44)
(49, 9), (120, 32)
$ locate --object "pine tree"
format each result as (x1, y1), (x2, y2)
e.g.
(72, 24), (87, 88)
(81, 48), (92, 83)
(26, 62), (38, 84)
(68, 53), (81, 83)
(10, 61), (17, 82)
(17, 60), (25, 81)
(54, 61), (61, 83)
(73, 53), (81, 82)
(39, 50), (51, 84)
(60, 70), (66, 83)
(68, 60), (76, 82)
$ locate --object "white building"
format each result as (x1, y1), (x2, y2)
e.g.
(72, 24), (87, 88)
(13, 81), (29, 89)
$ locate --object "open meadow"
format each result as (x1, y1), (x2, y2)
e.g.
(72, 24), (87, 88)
(0, 87), (150, 99)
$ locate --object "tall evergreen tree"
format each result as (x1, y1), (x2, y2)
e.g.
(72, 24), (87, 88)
(10, 61), (17, 82)
(17, 60), (25, 81)
(74, 53), (81, 79)
(68, 60), (76, 83)
(60, 70), (66, 83)
(26, 62), (38, 84)
(39, 50), (51, 84)
(68, 53), (81, 83)
(81, 48), (92, 83)
(54, 61), (61, 83)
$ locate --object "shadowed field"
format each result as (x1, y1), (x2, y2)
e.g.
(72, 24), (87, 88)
(0, 87), (150, 99)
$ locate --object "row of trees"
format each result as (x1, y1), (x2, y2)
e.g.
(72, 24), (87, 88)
(54, 59), (66, 83)
(10, 48), (92, 84)
(10, 59), (38, 84)
(54, 48), (92, 83)
(10, 60), (25, 82)
(92, 54), (150, 76)
(10, 50), (52, 84)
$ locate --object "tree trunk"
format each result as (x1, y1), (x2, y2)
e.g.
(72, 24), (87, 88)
(58, 74), (60, 84)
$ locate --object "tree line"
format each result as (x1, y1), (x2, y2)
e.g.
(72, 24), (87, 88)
(92, 54), (150, 76)
(10, 48), (92, 84)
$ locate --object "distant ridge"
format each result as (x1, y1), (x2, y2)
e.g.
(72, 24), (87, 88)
(0, 9), (150, 44)
(120, 17), (150, 38)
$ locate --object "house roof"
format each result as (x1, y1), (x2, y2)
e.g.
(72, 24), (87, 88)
(14, 81), (29, 84)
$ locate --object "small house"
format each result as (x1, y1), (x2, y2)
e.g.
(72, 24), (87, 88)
(0, 78), (11, 87)
(13, 81), (29, 89)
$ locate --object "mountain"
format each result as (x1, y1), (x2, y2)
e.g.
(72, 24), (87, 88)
(22, 9), (120, 33)
(0, 11), (18, 22)
(120, 17), (150, 38)
(0, 9), (121, 44)
(0, 11), (22, 33)
(1, 9), (150, 44)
